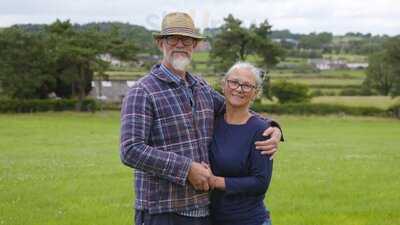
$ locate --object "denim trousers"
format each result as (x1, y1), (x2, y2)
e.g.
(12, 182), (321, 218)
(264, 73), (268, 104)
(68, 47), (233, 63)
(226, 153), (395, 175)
(261, 219), (272, 225)
(135, 210), (210, 225)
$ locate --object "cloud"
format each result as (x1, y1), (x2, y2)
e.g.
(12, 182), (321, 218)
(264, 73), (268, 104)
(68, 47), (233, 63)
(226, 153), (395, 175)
(0, 0), (399, 35)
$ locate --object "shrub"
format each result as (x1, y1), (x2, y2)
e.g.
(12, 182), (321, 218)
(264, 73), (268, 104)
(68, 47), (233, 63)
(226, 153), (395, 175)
(212, 82), (223, 95)
(388, 104), (400, 119)
(310, 89), (325, 97)
(271, 81), (312, 104)
(339, 87), (378, 96)
(251, 102), (387, 117)
(339, 88), (360, 96)
(0, 99), (98, 113)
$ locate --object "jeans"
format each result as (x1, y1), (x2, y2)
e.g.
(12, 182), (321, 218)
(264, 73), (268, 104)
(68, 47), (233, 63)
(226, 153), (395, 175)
(261, 219), (272, 225)
(135, 210), (210, 225)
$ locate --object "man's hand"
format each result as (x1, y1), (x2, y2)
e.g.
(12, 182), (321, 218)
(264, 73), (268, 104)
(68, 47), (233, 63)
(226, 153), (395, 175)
(187, 162), (211, 191)
(255, 127), (282, 159)
(201, 162), (225, 190)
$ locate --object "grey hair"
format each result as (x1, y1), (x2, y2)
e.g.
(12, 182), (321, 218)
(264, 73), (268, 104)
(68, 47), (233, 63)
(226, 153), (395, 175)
(224, 62), (263, 89)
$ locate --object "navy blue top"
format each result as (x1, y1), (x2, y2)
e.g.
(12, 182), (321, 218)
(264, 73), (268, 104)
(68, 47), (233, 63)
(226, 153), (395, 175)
(209, 115), (273, 225)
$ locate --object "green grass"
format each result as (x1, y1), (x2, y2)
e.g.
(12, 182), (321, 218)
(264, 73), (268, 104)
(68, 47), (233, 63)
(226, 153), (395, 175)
(192, 52), (210, 62)
(312, 96), (400, 109)
(273, 77), (363, 86)
(268, 115), (400, 225)
(0, 112), (132, 225)
(319, 69), (366, 78)
(270, 69), (365, 79)
(323, 53), (367, 62)
(192, 52), (262, 64)
(2, 112), (399, 225)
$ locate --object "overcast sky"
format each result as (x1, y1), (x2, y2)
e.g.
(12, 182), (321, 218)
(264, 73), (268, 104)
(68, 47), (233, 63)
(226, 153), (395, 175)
(1, 0), (399, 35)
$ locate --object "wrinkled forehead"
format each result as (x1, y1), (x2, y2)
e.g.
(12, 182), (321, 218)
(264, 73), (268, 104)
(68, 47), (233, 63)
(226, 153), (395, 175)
(227, 68), (256, 84)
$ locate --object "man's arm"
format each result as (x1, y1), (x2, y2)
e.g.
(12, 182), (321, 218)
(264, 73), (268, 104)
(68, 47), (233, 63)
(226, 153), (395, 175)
(120, 86), (193, 186)
(209, 83), (226, 117)
(254, 115), (283, 157)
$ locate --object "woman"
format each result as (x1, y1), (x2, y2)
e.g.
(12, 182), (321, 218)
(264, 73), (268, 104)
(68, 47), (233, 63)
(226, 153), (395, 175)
(207, 62), (273, 225)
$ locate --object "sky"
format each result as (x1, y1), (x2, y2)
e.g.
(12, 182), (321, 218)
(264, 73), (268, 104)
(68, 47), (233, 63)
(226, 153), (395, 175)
(1, 0), (399, 36)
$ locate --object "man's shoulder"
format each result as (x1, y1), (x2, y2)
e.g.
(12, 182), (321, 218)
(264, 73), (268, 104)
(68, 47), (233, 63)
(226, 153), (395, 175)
(127, 72), (162, 94)
(191, 74), (211, 88)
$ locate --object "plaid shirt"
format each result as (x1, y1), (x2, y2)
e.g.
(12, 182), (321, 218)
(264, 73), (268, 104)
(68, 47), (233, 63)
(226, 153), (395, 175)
(120, 64), (225, 214)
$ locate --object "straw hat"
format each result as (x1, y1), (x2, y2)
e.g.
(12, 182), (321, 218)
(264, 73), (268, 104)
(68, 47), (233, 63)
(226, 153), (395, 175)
(153, 12), (205, 40)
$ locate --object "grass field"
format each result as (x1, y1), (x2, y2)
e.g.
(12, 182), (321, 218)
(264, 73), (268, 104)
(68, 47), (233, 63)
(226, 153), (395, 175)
(1, 112), (399, 225)
(323, 53), (367, 63)
(312, 96), (400, 109)
(273, 77), (363, 86)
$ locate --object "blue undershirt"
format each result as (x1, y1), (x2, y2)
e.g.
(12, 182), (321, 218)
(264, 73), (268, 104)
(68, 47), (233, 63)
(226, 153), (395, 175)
(209, 115), (273, 225)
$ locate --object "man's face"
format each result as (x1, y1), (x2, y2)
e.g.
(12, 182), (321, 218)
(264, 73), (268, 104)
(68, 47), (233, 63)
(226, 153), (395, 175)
(158, 35), (197, 72)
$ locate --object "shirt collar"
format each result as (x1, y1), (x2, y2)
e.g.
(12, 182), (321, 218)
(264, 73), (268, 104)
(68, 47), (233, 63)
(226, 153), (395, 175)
(158, 63), (197, 87)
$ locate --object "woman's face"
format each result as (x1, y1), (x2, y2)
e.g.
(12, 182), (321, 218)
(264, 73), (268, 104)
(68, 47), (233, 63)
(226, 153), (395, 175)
(223, 68), (258, 109)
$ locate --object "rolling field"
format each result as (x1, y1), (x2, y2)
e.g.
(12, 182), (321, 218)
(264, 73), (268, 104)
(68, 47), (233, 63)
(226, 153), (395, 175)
(312, 96), (400, 109)
(1, 112), (399, 225)
(273, 77), (363, 86)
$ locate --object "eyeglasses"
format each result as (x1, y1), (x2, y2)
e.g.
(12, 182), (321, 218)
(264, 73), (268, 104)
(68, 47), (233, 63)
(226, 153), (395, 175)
(165, 36), (195, 46)
(226, 79), (257, 92)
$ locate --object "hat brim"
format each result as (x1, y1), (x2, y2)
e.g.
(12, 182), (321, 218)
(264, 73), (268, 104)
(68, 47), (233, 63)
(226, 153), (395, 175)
(153, 32), (205, 40)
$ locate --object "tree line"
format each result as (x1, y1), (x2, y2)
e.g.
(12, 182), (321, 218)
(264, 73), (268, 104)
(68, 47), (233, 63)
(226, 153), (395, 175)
(0, 20), (137, 110)
(1, 16), (399, 107)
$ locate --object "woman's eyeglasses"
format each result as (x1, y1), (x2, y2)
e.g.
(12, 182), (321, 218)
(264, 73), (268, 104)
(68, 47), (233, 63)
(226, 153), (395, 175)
(226, 79), (257, 92)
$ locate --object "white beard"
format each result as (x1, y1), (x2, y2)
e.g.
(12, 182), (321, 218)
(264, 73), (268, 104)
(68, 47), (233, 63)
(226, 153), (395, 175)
(171, 55), (191, 71)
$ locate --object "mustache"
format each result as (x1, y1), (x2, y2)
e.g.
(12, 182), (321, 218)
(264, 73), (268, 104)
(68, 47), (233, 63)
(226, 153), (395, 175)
(171, 50), (189, 56)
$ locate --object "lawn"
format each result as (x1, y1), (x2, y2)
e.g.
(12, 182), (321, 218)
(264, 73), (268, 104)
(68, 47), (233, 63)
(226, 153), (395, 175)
(1, 112), (399, 225)
(273, 77), (363, 86)
(323, 53), (367, 63)
(312, 96), (400, 109)
(270, 69), (365, 79)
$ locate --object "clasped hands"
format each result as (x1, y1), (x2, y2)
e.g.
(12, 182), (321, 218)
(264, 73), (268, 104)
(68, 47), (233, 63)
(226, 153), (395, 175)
(187, 161), (223, 191)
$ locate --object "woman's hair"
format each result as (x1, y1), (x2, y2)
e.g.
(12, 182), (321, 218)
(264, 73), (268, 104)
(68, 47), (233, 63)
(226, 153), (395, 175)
(224, 62), (263, 89)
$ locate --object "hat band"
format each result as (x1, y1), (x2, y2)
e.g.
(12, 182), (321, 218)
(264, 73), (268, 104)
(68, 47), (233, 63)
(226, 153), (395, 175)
(161, 27), (197, 35)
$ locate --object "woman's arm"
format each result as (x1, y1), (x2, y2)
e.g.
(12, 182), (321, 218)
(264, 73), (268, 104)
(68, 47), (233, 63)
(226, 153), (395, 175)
(207, 130), (274, 195)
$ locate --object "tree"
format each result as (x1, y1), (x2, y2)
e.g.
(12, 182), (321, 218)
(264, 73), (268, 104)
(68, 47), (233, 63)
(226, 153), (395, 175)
(209, 15), (252, 71)
(209, 15), (284, 72)
(261, 74), (273, 100)
(0, 20), (138, 107)
(363, 52), (395, 96)
(363, 37), (400, 96)
(105, 25), (139, 61)
(298, 32), (333, 50)
(0, 27), (56, 99)
(250, 20), (285, 68)
(384, 37), (400, 96)
(46, 20), (106, 110)
(46, 20), (138, 110)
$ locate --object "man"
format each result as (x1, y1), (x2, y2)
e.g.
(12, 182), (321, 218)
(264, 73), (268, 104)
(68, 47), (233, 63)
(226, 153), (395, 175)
(120, 12), (282, 225)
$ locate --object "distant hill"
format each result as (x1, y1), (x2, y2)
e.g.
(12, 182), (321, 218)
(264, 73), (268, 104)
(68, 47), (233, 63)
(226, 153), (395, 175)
(14, 22), (158, 53)
(78, 22), (157, 53)
(8, 22), (395, 55)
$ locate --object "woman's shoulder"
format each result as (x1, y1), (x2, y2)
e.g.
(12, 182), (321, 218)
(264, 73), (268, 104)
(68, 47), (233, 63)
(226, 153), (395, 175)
(248, 115), (271, 133)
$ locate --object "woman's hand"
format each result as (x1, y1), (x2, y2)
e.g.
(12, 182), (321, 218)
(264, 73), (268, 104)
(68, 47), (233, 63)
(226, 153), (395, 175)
(201, 162), (225, 190)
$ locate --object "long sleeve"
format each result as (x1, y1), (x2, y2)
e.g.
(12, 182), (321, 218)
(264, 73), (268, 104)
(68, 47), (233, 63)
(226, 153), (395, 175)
(119, 86), (192, 186)
(224, 131), (273, 195)
(198, 77), (225, 117)
(210, 88), (226, 117)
